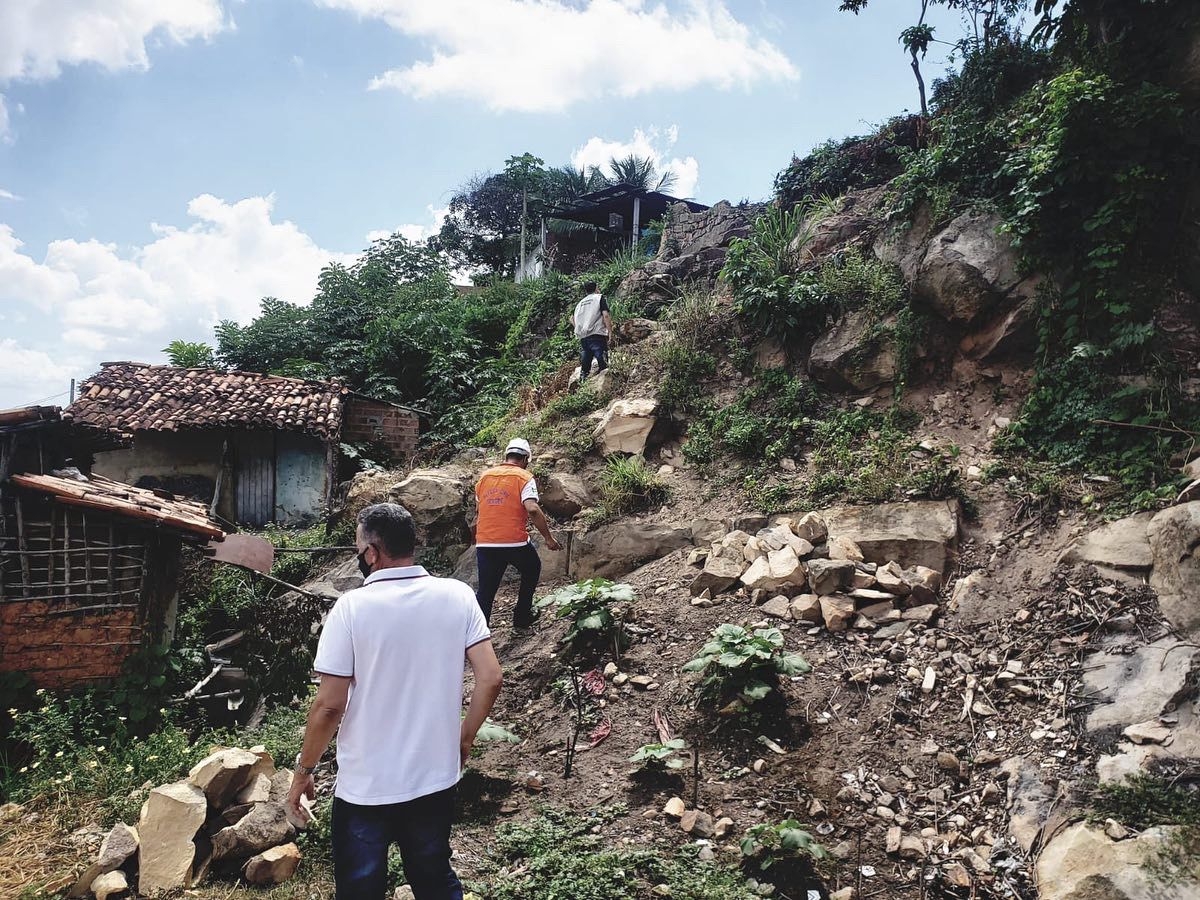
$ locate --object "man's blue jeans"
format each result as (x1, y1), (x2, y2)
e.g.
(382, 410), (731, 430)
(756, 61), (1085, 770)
(475, 542), (541, 625)
(331, 787), (462, 899)
(580, 334), (609, 381)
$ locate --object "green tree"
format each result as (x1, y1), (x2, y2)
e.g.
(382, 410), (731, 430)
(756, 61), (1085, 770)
(162, 340), (216, 368)
(215, 298), (315, 374)
(596, 153), (678, 193)
(504, 152), (546, 281)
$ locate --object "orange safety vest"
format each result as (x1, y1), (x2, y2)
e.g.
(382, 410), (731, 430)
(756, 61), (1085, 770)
(475, 464), (534, 546)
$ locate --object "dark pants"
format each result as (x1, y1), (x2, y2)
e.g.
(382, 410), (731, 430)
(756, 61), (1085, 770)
(332, 788), (462, 900)
(476, 543), (541, 625)
(580, 335), (609, 380)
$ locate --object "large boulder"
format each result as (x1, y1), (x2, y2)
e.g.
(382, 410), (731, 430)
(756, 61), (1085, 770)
(572, 522), (692, 579)
(820, 501), (959, 574)
(338, 468), (401, 523)
(592, 398), (659, 456)
(808, 308), (899, 392)
(539, 472), (591, 519)
(797, 187), (888, 262)
(136, 782), (207, 894)
(211, 802), (295, 862)
(391, 467), (473, 545)
(188, 748), (261, 808)
(1148, 501), (1200, 636)
(1036, 822), (1191, 900)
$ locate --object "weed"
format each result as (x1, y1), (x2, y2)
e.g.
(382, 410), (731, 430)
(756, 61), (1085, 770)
(630, 739), (689, 771)
(682, 625), (810, 715)
(740, 819), (828, 867)
(1091, 774), (1200, 887)
(537, 579), (634, 657)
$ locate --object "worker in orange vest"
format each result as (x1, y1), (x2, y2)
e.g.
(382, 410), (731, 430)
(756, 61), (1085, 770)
(474, 438), (562, 627)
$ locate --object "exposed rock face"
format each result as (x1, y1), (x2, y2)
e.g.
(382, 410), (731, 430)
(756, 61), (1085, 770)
(876, 206), (1041, 359)
(821, 501), (959, 574)
(211, 802), (296, 862)
(391, 467), (473, 545)
(798, 187), (888, 261)
(540, 472), (591, 519)
(592, 398), (659, 456)
(1147, 501), (1200, 636)
(808, 308), (899, 392)
(136, 782), (207, 894)
(243, 842), (302, 886)
(572, 522), (691, 579)
(1036, 822), (1188, 900)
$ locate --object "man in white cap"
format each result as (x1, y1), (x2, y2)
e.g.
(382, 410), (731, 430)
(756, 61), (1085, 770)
(473, 438), (561, 627)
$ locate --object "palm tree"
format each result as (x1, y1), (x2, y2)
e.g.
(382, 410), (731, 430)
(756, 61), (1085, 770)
(599, 154), (678, 193)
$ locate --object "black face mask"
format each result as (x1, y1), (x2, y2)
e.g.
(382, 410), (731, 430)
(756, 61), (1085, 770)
(356, 548), (372, 579)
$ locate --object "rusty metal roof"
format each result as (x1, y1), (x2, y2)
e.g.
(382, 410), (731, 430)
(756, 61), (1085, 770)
(9, 472), (225, 540)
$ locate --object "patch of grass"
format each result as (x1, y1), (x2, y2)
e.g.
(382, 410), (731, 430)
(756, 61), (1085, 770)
(1092, 774), (1200, 887)
(590, 455), (668, 523)
(477, 806), (759, 900)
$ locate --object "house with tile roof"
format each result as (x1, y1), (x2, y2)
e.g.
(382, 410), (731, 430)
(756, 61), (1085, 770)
(65, 363), (419, 526)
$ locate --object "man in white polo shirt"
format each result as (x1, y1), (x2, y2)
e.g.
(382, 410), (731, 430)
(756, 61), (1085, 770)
(286, 503), (503, 900)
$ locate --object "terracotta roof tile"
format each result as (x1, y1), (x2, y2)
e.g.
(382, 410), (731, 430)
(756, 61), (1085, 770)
(64, 363), (350, 440)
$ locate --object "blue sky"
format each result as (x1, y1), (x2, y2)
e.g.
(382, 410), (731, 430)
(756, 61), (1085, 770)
(0, 0), (970, 408)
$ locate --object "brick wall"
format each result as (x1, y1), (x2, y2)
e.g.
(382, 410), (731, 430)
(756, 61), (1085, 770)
(0, 600), (141, 688)
(341, 399), (419, 461)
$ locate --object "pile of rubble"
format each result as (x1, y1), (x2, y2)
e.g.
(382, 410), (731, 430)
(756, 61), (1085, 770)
(687, 512), (944, 634)
(69, 747), (304, 898)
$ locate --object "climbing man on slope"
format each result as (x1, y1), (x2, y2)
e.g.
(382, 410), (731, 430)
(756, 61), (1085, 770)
(571, 279), (613, 382)
(474, 437), (561, 628)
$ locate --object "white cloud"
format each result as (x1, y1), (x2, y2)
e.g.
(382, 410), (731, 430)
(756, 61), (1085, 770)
(0, 93), (10, 143)
(366, 205), (450, 244)
(0, 188), (17, 201)
(0, 339), (79, 407)
(571, 126), (700, 198)
(316, 0), (797, 112)
(0, 1), (229, 82)
(0, 194), (357, 408)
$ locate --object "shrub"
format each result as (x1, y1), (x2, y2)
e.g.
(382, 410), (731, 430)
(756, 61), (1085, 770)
(630, 739), (689, 771)
(740, 820), (828, 868)
(682, 625), (810, 714)
(537, 579), (634, 655)
(774, 115), (922, 205)
(721, 200), (840, 340)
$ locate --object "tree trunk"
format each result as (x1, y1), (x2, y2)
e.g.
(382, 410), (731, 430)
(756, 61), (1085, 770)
(910, 52), (928, 117)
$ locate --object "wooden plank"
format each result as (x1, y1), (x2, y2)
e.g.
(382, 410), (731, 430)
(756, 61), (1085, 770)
(64, 511), (72, 597)
(46, 506), (55, 591)
(14, 495), (30, 597)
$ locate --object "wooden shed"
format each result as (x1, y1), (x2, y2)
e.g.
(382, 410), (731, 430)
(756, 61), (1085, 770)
(0, 406), (225, 688)
(64, 363), (420, 527)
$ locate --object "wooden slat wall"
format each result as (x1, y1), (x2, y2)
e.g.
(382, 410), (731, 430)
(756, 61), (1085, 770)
(234, 431), (275, 527)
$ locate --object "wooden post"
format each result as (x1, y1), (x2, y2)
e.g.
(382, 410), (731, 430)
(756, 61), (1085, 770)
(631, 196), (641, 251)
(14, 494), (30, 597)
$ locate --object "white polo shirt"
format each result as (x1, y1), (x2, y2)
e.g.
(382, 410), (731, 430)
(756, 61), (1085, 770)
(313, 565), (491, 805)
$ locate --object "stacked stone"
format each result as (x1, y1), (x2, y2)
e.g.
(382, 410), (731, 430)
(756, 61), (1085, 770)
(687, 512), (944, 633)
(70, 747), (305, 898)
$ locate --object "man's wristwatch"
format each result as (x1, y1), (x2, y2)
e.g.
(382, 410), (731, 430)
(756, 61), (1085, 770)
(295, 756), (318, 776)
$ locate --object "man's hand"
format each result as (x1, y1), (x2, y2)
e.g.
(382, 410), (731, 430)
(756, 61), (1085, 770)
(545, 536), (563, 551)
(460, 725), (477, 768)
(286, 771), (315, 825)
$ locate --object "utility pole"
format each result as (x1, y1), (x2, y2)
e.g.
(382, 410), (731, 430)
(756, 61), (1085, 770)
(519, 184), (527, 283)
(69, 378), (75, 404)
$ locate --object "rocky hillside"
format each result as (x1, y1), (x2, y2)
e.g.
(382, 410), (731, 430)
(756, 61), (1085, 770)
(319, 181), (1200, 899)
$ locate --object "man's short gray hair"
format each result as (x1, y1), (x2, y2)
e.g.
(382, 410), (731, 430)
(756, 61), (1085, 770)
(357, 503), (417, 558)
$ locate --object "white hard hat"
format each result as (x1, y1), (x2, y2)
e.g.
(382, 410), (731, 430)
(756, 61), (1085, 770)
(505, 437), (532, 458)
